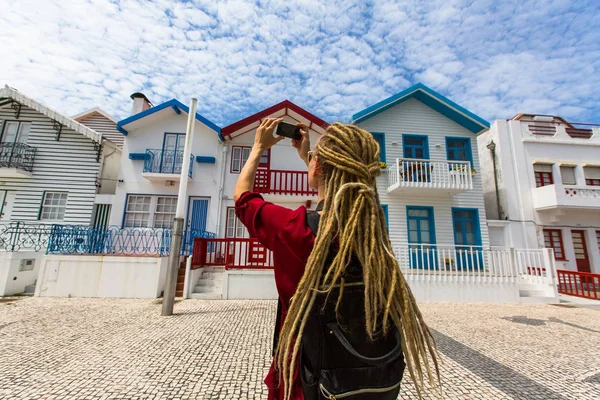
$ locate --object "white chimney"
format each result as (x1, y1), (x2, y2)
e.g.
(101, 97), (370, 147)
(131, 92), (152, 115)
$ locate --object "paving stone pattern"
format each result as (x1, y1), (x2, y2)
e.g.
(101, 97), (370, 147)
(0, 298), (599, 399)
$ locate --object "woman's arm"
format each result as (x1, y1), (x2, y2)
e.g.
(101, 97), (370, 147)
(234, 117), (284, 202)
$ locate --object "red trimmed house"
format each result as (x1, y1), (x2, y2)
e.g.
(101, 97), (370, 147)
(219, 100), (328, 240)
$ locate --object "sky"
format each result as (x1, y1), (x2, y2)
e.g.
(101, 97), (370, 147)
(1, 0), (599, 127)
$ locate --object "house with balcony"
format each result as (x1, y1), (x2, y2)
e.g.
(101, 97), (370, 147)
(478, 114), (600, 278)
(111, 93), (222, 238)
(0, 85), (120, 295)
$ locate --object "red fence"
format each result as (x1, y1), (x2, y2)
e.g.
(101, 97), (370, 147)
(192, 237), (274, 270)
(557, 269), (600, 300)
(253, 169), (317, 196)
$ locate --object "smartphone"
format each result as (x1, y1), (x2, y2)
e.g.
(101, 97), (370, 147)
(274, 121), (302, 140)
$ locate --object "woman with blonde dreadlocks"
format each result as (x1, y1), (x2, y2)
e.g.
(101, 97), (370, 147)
(234, 118), (439, 400)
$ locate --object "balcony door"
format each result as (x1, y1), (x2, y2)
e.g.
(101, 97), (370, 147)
(407, 206), (437, 269)
(452, 208), (483, 270)
(571, 230), (591, 273)
(161, 133), (185, 173)
(1, 122), (31, 168)
(402, 135), (430, 183)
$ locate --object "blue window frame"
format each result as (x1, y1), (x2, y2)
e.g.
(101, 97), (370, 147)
(406, 206), (436, 244)
(371, 132), (386, 162)
(402, 134), (429, 160)
(451, 208), (481, 246)
(446, 137), (473, 166)
(381, 204), (389, 230)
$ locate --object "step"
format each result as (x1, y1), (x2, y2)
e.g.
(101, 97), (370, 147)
(200, 271), (224, 280)
(520, 289), (549, 297)
(196, 278), (221, 287)
(23, 284), (36, 294)
(519, 296), (557, 304)
(194, 285), (222, 294)
(202, 266), (225, 273)
(190, 292), (223, 300)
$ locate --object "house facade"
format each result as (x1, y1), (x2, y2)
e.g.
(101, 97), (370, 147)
(111, 94), (223, 239)
(478, 115), (600, 275)
(351, 83), (491, 263)
(0, 85), (120, 295)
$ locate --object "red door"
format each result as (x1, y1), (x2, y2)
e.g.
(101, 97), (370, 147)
(253, 149), (271, 193)
(571, 230), (591, 273)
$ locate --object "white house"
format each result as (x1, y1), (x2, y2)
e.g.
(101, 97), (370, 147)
(0, 85), (120, 296)
(478, 114), (600, 276)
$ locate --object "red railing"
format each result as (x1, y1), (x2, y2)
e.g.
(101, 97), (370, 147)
(253, 169), (317, 196)
(557, 269), (600, 300)
(192, 237), (274, 270)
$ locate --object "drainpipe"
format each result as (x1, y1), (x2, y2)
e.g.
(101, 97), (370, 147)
(215, 144), (229, 237)
(486, 141), (504, 220)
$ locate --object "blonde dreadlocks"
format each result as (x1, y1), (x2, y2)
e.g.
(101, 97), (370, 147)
(274, 122), (440, 399)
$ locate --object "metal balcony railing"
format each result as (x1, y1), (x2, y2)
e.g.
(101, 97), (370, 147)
(143, 149), (193, 177)
(0, 142), (36, 172)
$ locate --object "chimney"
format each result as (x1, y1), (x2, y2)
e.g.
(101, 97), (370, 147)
(130, 92), (152, 115)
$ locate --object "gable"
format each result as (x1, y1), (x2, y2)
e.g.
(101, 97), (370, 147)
(351, 83), (489, 134)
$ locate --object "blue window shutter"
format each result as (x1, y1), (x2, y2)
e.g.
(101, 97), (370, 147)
(370, 132), (386, 162)
(381, 204), (389, 230)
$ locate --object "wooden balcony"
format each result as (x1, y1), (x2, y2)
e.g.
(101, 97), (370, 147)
(253, 169), (317, 197)
(386, 158), (473, 196)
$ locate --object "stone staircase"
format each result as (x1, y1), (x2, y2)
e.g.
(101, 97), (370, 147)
(518, 282), (558, 303)
(190, 266), (224, 300)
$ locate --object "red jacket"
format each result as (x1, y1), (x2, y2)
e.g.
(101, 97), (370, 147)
(235, 191), (314, 400)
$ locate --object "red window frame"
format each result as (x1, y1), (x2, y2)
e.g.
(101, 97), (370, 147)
(543, 229), (566, 261)
(533, 165), (554, 188)
(586, 178), (600, 186)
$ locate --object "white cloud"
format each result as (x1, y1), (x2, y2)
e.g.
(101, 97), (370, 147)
(0, 0), (598, 127)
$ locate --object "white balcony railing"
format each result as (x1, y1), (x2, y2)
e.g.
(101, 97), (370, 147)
(533, 184), (600, 210)
(386, 158), (473, 195)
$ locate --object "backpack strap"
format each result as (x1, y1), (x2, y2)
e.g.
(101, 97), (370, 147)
(306, 211), (320, 236)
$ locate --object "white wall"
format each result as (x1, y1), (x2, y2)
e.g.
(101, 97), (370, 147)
(110, 111), (223, 234)
(407, 280), (520, 303)
(35, 255), (168, 298)
(224, 269), (278, 300)
(0, 251), (43, 296)
(357, 98), (490, 247)
(479, 120), (600, 274)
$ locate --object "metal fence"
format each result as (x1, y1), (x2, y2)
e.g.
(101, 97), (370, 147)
(0, 142), (36, 172)
(143, 149), (194, 177)
(0, 222), (52, 251)
(46, 225), (215, 256)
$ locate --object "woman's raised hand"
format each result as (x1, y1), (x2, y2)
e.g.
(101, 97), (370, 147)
(254, 117), (285, 151)
(292, 123), (311, 165)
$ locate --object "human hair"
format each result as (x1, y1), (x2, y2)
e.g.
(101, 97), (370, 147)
(274, 122), (440, 399)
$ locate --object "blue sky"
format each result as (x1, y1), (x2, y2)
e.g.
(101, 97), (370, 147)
(1, 0), (599, 126)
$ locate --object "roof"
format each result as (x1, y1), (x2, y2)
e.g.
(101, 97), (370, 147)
(511, 113), (573, 127)
(221, 100), (329, 139)
(72, 107), (118, 123)
(0, 85), (102, 143)
(117, 99), (222, 140)
(351, 83), (490, 134)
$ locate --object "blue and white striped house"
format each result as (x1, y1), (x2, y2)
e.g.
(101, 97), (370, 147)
(351, 83), (491, 262)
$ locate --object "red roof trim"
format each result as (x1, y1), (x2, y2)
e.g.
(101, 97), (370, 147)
(221, 100), (329, 137)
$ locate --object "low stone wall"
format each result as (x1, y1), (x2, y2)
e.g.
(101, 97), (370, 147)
(224, 269), (277, 300)
(0, 251), (44, 296)
(35, 255), (168, 299)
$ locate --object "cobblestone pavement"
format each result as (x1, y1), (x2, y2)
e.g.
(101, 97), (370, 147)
(1, 298), (599, 400)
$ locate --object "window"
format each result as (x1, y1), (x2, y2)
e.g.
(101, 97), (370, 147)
(533, 164), (553, 187)
(124, 195), (152, 227)
(39, 192), (68, 221)
(406, 206), (435, 244)
(153, 197), (178, 228)
(584, 166), (600, 186)
(231, 146), (252, 173)
(226, 207), (248, 238)
(543, 229), (566, 261)
(559, 166), (576, 185)
(123, 195), (181, 228)
(1, 121), (31, 144)
(371, 132), (386, 163)
(452, 209), (481, 246)
(402, 135), (429, 159)
(446, 137), (473, 166)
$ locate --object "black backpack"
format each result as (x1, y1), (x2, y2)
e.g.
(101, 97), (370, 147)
(299, 211), (406, 399)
